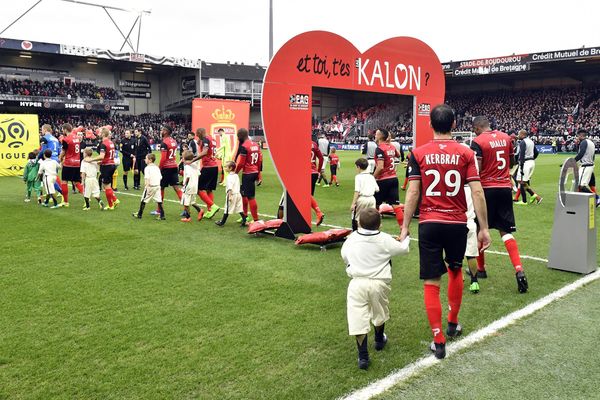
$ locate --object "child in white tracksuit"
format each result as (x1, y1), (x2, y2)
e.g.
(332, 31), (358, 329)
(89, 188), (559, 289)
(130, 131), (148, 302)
(215, 161), (245, 226)
(341, 208), (410, 370)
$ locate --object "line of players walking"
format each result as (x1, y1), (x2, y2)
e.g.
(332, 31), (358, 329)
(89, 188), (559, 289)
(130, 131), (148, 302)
(24, 123), (264, 227)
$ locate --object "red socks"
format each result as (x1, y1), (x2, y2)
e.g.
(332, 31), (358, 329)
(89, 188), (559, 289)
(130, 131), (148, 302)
(208, 191), (214, 202)
(61, 183), (69, 202)
(477, 250), (486, 272)
(249, 198), (259, 220)
(502, 234), (523, 272)
(513, 188), (521, 201)
(446, 268), (463, 324)
(393, 205), (404, 227)
(105, 187), (115, 207)
(424, 284), (445, 344)
(175, 188), (183, 200)
(242, 196), (249, 216)
(75, 182), (84, 194)
(199, 191), (214, 208)
(310, 197), (320, 212)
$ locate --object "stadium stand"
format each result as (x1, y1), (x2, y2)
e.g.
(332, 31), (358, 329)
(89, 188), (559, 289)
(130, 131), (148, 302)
(0, 77), (122, 100)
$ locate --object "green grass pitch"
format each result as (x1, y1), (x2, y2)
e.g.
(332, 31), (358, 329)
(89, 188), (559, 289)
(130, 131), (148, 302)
(0, 151), (596, 399)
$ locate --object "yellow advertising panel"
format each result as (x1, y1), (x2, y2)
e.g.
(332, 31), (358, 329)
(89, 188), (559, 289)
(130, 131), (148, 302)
(0, 114), (39, 176)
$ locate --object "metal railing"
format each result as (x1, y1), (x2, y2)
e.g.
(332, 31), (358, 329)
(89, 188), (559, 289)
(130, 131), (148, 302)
(0, 93), (128, 105)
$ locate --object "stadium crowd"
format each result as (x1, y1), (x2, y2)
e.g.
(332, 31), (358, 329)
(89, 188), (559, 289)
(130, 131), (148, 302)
(38, 112), (191, 144)
(0, 77), (123, 100)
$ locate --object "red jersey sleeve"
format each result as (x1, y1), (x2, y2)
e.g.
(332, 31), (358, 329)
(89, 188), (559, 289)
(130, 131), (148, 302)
(464, 150), (480, 182)
(235, 145), (247, 173)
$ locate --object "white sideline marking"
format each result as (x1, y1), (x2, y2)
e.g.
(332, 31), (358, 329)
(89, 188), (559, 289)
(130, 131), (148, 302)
(340, 268), (600, 400)
(117, 192), (550, 263)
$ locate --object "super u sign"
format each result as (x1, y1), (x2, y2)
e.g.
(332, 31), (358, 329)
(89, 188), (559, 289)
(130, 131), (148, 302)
(262, 31), (445, 231)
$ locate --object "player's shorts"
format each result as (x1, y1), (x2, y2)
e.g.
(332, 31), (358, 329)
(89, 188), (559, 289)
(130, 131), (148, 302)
(579, 165), (595, 188)
(418, 222), (468, 280)
(354, 196), (376, 220)
(241, 173), (259, 198)
(122, 156), (134, 172)
(311, 172), (319, 195)
(198, 166), (218, 191)
(142, 186), (162, 203)
(367, 159), (376, 174)
(517, 160), (535, 182)
(465, 219), (478, 258)
(42, 175), (57, 195)
(484, 187), (516, 233)
(134, 157), (146, 173)
(83, 177), (100, 198)
(330, 165), (338, 176)
(100, 165), (116, 185)
(61, 166), (81, 182)
(160, 167), (179, 188)
(225, 192), (243, 214)
(347, 277), (391, 336)
(374, 177), (399, 207)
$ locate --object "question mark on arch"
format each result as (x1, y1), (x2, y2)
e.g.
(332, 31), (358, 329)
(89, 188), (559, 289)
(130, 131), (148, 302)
(425, 72), (430, 86)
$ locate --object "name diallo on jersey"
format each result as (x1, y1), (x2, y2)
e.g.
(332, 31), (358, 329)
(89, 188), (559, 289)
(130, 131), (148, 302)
(489, 139), (508, 148)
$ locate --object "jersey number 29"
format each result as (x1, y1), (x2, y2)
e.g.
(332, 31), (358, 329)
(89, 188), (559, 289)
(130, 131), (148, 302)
(424, 169), (461, 197)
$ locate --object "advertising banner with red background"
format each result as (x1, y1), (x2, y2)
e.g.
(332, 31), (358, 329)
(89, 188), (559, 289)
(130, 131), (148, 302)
(191, 99), (250, 160)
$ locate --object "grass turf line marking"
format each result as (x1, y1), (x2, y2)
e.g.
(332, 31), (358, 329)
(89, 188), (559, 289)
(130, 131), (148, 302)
(117, 191), (550, 262)
(340, 268), (600, 400)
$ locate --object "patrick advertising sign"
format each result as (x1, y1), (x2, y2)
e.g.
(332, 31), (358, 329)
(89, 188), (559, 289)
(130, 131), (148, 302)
(262, 31), (445, 231)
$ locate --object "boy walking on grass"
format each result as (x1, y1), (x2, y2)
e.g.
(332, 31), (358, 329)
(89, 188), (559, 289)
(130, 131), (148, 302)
(80, 148), (105, 210)
(38, 149), (61, 208)
(215, 161), (246, 226)
(341, 208), (410, 370)
(23, 152), (41, 203)
(350, 158), (379, 231)
(132, 153), (165, 220)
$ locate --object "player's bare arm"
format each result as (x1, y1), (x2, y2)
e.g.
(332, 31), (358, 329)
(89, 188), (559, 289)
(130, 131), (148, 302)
(468, 180), (492, 250)
(373, 160), (384, 179)
(400, 180), (420, 241)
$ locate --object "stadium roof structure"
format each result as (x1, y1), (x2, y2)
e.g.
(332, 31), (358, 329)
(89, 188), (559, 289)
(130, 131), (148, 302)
(201, 61), (266, 81)
(0, 37), (200, 69)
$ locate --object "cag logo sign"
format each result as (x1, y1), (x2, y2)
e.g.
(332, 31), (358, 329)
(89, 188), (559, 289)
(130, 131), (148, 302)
(0, 118), (29, 148)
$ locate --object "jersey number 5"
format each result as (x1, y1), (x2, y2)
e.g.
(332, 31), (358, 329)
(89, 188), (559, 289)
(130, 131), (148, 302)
(424, 169), (461, 197)
(496, 150), (506, 170)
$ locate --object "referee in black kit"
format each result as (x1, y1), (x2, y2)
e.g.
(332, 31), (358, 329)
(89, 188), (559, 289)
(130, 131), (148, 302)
(133, 128), (151, 190)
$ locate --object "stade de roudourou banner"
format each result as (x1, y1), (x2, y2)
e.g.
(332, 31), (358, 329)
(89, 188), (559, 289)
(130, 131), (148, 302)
(443, 46), (600, 77)
(262, 31), (445, 231)
(191, 99), (250, 163)
(0, 114), (39, 176)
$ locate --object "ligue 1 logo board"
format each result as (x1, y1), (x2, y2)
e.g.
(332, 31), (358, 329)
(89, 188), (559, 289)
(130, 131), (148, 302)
(262, 31), (445, 228)
(0, 114), (39, 176)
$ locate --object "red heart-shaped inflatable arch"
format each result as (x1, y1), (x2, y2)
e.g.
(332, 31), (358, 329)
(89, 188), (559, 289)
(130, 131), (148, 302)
(262, 31), (444, 229)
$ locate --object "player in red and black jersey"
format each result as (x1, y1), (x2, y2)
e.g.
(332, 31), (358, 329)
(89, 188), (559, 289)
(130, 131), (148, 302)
(373, 128), (404, 229)
(58, 123), (85, 206)
(471, 116), (528, 293)
(401, 104), (491, 359)
(235, 128), (262, 224)
(329, 148), (340, 186)
(310, 138), (325, 226)
(85, 127), (119, 210)
(157, 126), (183, 210)
(190, 127), (220, 220)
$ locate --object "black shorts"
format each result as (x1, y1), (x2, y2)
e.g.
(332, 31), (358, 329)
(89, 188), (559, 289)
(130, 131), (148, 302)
(134, 157), (146, 173)
(591, 172), (596, 187)
(375, 177), (399, 206)
(99, 165), (116, 185)
(484, 188), (516, 233)
(160, 167), (179, 188)
(418, 223), (468, 280)
(199, 166), (218, 191)
(330, 165), (338, 176)
(122, 156), (134, 172)
(311, 172), (318, 195)
(241, 173), (259, 198)
(61, 166), (81, 182)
